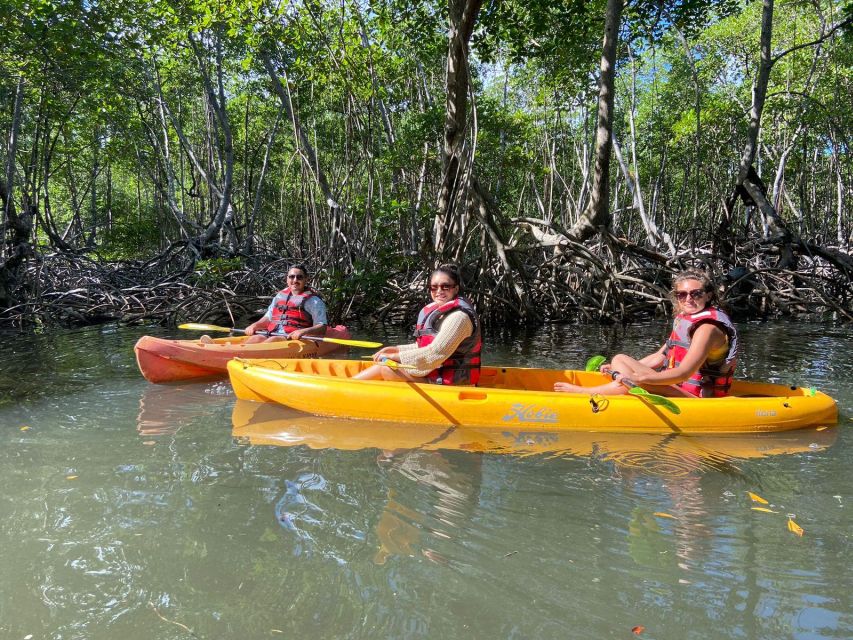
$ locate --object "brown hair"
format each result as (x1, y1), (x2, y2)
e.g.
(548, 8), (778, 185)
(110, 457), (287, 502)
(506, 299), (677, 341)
(669, 268), (718, 312)
(288, 264), (309, 279)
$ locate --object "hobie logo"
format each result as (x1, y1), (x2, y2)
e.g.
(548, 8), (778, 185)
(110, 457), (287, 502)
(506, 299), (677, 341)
(503, 431), (561, 445)
(503, 403), (558, 424)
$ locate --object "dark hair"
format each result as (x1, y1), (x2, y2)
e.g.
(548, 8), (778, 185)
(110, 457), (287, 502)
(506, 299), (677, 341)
(430, 263), (462, 293)
(669, 268), (718, 311)
(288, 264), (309, 279)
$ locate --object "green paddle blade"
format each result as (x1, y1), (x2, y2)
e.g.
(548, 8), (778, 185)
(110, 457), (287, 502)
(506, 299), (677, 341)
(585, 355), (607, 372)
(628, 387), (681, 414)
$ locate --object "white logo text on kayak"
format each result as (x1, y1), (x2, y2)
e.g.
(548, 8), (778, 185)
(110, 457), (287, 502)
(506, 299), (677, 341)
(503, 403), (558, 424)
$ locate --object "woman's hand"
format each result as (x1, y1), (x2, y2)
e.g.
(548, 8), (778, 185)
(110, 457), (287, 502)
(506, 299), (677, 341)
(372, 346), (400, 363)
(599, 362), (613, 374)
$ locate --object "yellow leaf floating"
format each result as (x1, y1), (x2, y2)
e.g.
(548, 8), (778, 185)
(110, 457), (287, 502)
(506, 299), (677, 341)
(653, 512), (676, 519)
(751, 507), (776, 513)
(747, 492), (769, 504)
(66, 475), (78, 480)
(20, 426), (31, 431)
(787, 518), (804, 537)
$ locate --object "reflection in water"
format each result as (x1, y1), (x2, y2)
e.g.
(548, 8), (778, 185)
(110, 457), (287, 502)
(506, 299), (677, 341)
(372, 450), (482, 566)
(232, 400), (837, 470)
(232, 400), (838, 566)
(136, 381), (233, 437)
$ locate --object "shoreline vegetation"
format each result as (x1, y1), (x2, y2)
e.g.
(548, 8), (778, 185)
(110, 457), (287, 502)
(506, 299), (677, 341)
(1, 2), (851, 331)
(0, 232), (848, 332)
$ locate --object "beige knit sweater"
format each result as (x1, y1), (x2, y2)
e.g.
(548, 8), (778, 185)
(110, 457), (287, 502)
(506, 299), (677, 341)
(396, 312), (474, 377)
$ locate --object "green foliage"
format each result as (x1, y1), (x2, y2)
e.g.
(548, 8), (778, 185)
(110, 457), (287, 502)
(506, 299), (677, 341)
(191, 258), (246, 287)
(2, 0), (850, 300)
(100, 220), (162, 260)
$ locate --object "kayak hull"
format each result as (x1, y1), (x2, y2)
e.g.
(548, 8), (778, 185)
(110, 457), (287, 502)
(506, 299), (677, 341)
(227, 358), (838, 434)
(135, 326), (351, 383)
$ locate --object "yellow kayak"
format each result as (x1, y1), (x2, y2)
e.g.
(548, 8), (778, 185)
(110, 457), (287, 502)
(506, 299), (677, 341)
(232, 399), (838, 461)
(226, 359), (838, 434)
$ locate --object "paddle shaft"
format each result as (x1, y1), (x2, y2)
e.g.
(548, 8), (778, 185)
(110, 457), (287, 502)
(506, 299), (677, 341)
(584, 354), (681, 414)
(588, 355), (670, 397)
(610, 371), (681, 414)
(177, 323), (382, 348)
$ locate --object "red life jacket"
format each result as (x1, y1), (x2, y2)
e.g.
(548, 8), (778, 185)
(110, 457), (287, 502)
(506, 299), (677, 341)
(663, 306), (738, 397)
(265, 288), (319, 334)
(414, 297), (481, 385)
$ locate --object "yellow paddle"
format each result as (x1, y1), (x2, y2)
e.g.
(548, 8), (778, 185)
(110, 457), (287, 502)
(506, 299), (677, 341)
(584, 355), (681, 414)
(360, 356), (417, 370)
(177, 323), (383, 349)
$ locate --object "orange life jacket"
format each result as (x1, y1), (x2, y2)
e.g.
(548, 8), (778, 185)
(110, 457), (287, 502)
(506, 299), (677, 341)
(663, 306), (738, 397)
(266, 288), (319, 334)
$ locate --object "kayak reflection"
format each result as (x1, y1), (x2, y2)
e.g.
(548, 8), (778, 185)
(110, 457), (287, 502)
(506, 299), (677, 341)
(231, 400), (838, 474)
(234, 400), (837, 567)
(136, 381), (232, 437)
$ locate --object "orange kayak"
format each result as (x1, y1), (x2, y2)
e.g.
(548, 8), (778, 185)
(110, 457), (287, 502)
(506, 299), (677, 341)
(134, 325), (351, 383)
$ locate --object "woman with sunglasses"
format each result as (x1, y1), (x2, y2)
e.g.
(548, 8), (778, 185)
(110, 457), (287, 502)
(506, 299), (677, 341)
(555, 269), (738, 397)
(240, 265), (328, 344)
(355, 264), (481, 383)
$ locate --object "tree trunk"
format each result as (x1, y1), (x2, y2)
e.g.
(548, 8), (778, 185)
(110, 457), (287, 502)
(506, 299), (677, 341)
(0, 77), (26, 308)
(189, 31), (236, 251)
(245, 109), (281, 253)
(566, 0), (623, 242)
(262, 52), (349, 256)
(729, 0), (794, 262)
(434, 0), (483, 256)
(2, 75), (25, 262)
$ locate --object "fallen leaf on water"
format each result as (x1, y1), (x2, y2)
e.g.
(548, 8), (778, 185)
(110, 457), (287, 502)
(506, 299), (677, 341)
(66, 475), (78, 480)
(816, 426), (828, 431)
(20, 426), (31, 431)
(653, 512), (676, 519)
(747, 491), (769, 504)
(787, 518), (804, 537)
(143, 441), (156, 446)
(632, 626), (645, 635)
(751, 507), (776, 513)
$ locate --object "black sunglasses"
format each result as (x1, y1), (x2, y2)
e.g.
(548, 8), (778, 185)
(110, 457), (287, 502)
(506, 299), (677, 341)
(287, 274), (305, 280)
(429, 283), (457, 292)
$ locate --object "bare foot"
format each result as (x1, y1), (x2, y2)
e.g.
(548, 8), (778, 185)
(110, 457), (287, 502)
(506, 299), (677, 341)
(553, 382), (585, 393)
(199, 335), (214, 344)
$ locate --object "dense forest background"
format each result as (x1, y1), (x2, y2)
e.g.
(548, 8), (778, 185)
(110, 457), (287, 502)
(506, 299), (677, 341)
(1, 0), (851, 331)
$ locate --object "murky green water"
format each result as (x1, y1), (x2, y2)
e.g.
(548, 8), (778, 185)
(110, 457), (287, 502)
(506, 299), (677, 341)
(0, 321), (851, 639)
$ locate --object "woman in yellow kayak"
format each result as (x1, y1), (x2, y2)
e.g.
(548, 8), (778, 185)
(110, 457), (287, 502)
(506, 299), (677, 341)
(555, 268), (739, 397)
(355, 264), (482, 383)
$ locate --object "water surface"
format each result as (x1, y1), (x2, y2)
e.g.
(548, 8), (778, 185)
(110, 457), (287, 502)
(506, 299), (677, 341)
(0, 321), (850, 639)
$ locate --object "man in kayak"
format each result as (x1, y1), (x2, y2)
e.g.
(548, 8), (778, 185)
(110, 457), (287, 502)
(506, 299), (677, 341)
(355, 264), (481, 384)
(200, 265), (328, 344)
(555, 268), (738, 397)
